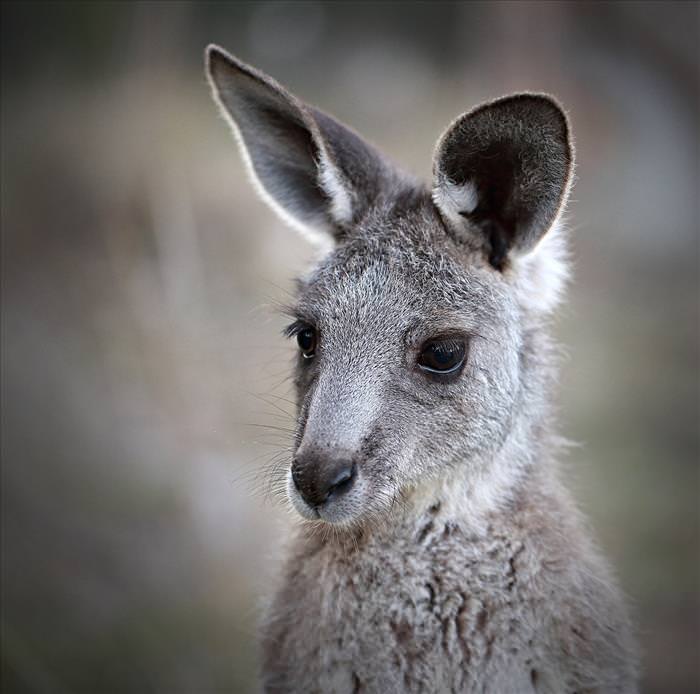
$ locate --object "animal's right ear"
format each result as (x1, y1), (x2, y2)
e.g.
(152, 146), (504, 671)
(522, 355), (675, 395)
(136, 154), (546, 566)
(206, 45), (389, 244)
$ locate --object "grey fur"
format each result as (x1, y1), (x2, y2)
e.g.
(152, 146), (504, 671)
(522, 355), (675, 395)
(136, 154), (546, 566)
(206, 45), (639, 693)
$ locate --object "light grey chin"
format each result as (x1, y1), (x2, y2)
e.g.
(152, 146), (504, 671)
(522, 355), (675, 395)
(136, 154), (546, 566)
(285, 468), (365, 525)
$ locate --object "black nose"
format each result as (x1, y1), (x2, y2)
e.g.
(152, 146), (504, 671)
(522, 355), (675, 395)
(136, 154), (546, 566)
(291, 453), (357, 508)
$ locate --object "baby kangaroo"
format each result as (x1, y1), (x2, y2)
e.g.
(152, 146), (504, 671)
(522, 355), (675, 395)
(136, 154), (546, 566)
(206, 45), (638, 694)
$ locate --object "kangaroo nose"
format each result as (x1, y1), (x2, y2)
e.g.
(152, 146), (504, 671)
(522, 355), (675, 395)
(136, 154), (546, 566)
(291, 453), (357, 508)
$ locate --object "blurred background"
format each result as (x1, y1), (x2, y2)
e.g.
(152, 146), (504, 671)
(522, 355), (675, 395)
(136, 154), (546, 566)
(1, 2), (698, 692)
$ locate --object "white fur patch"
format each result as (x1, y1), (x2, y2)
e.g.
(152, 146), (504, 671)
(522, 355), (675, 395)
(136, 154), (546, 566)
(318, 157), (354, 225)
(432, 177), (479, 228)
(406, 418), (533, 535)
(511, 219), (570, 313)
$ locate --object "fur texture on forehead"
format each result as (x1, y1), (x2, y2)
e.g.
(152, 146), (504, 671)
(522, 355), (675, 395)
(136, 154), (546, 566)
(293, 197), (519, 327)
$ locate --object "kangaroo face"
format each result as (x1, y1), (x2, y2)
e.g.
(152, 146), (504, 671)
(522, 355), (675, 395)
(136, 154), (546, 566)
(285, 224), (523, 524)
(206, 46), (573, 527)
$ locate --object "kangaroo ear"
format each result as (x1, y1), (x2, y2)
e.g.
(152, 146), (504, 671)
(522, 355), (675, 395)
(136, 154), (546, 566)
(432, 94), (573, 270)
(206, 45), (389, 244)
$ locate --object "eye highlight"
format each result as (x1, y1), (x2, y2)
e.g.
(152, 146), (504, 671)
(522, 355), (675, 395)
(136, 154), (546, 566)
(296, 326), (317, 359)
(417, 337), (466, 376)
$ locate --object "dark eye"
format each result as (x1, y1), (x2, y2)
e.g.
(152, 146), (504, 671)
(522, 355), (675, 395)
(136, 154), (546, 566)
(296, 327), (317, 359)
(418, 338), (466, 375)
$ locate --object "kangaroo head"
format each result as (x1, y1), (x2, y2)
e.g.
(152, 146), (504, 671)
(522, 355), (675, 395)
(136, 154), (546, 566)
(207, 46), (573, 528)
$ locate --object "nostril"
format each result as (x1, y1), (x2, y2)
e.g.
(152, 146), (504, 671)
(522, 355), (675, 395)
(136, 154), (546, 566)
(291, 464), (303, 492)
(325, 461), (356, 502)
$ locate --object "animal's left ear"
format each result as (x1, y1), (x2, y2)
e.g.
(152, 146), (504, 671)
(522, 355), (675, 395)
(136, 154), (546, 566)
(432, 94), (573, 271)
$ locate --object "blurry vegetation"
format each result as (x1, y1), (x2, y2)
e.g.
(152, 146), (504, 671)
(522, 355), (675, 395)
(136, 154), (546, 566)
(1, 2), (698, 692)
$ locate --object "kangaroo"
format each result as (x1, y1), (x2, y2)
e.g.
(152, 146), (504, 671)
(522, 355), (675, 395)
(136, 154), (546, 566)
(206, 45), (639, 694)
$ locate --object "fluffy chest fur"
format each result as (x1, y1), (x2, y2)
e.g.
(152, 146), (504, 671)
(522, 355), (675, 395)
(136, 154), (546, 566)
(261, 491), (635, 694)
